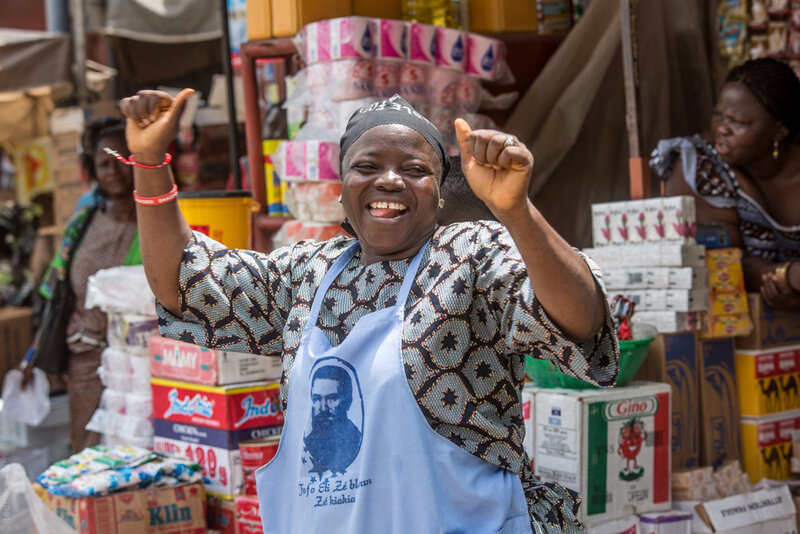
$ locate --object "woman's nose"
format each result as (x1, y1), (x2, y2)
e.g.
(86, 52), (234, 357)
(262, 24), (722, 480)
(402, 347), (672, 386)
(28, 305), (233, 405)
(375, 169), (404, 190)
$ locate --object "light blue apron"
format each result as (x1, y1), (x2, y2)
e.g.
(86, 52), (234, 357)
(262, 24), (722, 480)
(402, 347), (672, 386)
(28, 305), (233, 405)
(255, 242), (532, 533)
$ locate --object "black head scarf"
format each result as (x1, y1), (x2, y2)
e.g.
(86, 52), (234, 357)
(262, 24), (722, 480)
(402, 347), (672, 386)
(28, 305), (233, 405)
(339, 94), (451, 181)
(726, 58), (800, 141)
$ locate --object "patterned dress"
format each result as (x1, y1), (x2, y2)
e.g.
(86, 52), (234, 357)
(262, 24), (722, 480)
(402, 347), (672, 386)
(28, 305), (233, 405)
(158, 221), (620, 532)
(650, 134), (800, 262)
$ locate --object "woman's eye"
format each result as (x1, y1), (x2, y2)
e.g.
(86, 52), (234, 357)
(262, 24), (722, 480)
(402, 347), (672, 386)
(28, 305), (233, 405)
(354, 163), (376, 172)
(404, 167), (428, 176)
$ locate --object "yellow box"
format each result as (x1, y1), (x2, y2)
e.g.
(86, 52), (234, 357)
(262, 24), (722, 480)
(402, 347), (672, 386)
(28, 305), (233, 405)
(735, 344), (800, 416)
(709, 291), (749, 316)
(246, 0), (272, 40)
(468, 0), (538, 33)
(262, 139), (289, 216)
(352, 0), (402, 19)
(706, 248), (746, 294)
(271, 0), (352, 37)
(740, 410), (800, 483)
(700, 312), (753, 339)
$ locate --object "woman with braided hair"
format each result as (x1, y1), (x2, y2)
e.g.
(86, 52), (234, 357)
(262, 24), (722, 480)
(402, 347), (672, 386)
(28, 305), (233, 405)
(651, 58), (800, 312)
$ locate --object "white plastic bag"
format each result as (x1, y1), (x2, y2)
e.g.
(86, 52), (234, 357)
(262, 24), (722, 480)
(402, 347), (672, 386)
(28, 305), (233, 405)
(85, 265), (156, 315)
(1, 368), (50, 426)
(0, 463), (77, 533)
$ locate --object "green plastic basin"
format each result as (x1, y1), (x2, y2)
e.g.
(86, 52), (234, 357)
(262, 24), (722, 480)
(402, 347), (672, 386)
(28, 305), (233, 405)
(524, 337), (653, 389)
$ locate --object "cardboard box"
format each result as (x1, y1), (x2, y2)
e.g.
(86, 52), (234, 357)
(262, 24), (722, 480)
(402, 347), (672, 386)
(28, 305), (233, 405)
(38, 481), (207, 534)
(532, 382), (671, 526)
(0, 306), (32, 382)
(238, 519), (265, 533)
(695, 484), (796, 534)
(149, 335), (281, 386)
(271, 0), (352, 37)
(634, 333), (699, 469)
(235, 494), (260, 524)
(352, 0), (402, 19)
(585, 515), (639, 534)
(49, 106), (84, 135)
(634, 311), (699, 334)
(207, 495), (237, 533)
(736, 293), (800, 350)
(603, 267), (707, 290)
(151, 378), (284, 430)
(468, 0), (538, 32)
(639, 510), (692, 534)
(697, 338), (741, 465)
(153, 418), (281, 497)
(246, 0), (272, 40)
(740, 410), (800, 483)
(617, 289), (708, 312)
(700, 312), (753, 339)
(591, 196), (696, 247)
(583, 244), (706, 269)
(735, 345), (800, 416)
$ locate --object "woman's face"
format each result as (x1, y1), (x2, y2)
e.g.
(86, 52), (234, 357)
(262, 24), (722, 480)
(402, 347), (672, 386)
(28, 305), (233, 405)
(93, 134), (134, 198)
(711, 81), (785, 166)
(341, 124), (442, 263)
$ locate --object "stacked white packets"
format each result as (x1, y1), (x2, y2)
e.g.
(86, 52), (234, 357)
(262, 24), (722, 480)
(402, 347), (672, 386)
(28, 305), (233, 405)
(585, 196), (709, 334)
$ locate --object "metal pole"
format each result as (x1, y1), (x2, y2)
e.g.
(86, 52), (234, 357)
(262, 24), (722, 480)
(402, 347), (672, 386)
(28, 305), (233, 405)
(69, 0), (88, 106)
(219, 0), (243, 190)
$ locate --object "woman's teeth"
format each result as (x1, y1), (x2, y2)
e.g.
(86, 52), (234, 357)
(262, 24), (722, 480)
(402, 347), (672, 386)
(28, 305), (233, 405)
(368, 201), (408, 218)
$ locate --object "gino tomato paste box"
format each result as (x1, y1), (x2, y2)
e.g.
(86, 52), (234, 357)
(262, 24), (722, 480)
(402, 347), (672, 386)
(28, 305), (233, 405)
(149, 336), (281, 386)
(151, 378), (284, 431)
(532, 382), (671, 526)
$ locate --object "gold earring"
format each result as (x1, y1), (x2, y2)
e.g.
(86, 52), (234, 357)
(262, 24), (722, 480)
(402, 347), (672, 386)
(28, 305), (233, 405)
(773, 140), (780, 160)
(438, 198), (445, 209)
(337, 195), (342, 203)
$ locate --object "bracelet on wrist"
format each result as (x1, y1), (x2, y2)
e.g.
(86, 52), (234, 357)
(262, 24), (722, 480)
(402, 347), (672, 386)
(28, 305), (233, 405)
(775, 261), (799, 293)
(103, 147), (172, 169)
(133, 184), (179, 206)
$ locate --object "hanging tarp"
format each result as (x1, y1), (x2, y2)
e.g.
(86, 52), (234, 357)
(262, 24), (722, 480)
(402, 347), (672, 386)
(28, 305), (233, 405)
(104, 0), (223, 43)
(0, 30), (70, 93)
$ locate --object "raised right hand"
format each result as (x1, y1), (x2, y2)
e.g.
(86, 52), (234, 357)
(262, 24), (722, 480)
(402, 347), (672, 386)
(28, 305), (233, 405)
(119, 88), (194, 158)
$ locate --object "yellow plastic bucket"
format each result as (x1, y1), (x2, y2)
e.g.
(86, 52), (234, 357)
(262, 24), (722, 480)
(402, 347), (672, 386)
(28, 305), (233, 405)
(177, 190), (257, 249)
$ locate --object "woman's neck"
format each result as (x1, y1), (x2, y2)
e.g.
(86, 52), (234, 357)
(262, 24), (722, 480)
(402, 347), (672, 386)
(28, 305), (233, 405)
(742, 143), (799, 183)
(103, 195), (137, 223)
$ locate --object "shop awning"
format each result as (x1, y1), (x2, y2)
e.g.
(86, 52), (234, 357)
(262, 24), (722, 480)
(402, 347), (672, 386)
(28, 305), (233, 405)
(104, 0), (223, 43)
(0, 29), (71, 93)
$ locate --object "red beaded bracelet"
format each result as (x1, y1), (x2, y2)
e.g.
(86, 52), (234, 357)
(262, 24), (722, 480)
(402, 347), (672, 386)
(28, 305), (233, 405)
(103, 147), (172, 169)
(133, 184), (179, 206)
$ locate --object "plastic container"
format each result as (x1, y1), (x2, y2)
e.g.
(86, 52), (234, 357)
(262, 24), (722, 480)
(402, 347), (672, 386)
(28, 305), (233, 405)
(524, 337), (653, 389)
(177, 190), (257, 249)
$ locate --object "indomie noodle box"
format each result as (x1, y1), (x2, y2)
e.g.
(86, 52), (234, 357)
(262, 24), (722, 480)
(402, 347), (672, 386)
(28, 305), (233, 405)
(531, 382), (671, 526)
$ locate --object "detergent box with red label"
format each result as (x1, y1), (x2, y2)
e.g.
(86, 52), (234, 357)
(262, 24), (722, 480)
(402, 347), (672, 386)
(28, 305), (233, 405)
(149, 335), (281, 386)
(735, 344), (800, 416)
(533, 382), (671, 526)
(153, 419), (282, 498)
(151, 378), (284, 431)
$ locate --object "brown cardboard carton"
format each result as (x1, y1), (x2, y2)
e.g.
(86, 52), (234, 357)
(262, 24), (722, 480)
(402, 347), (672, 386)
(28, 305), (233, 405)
(0, 307), (32, 382)
(352, 0), (402, 19)
(270, 0), (352, 37)
(634, 332), (699, 469)
(736, 292), (800, 350)
(697, 338), (741, 465)
(468, 0), (538, 32)
(38, 481), (207, 534)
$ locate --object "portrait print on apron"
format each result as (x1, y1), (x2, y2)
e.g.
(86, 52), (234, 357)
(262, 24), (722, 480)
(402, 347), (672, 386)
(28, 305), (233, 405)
(301, 357), (365, 482)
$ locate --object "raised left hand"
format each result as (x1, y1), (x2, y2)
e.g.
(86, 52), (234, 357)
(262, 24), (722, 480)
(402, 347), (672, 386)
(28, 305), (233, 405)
(454, 118), (534, 218)
(761, 270), (800, 312)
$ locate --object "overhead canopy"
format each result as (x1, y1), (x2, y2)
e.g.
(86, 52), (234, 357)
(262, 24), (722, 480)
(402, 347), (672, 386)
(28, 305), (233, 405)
(506, 0), (725, 247)
(0, 29), (71, 93)
(104, 0), (223, 43)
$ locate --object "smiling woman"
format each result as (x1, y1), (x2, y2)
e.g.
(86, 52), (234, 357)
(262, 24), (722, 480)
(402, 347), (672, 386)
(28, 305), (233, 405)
(120, 90), (619, 533)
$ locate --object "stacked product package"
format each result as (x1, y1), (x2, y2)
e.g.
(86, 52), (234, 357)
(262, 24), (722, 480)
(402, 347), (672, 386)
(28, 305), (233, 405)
(84, 266), (160, 449)
(585, 195), (708, 334)
(149, 334), (283, 531)
(271, 16), (512, 247)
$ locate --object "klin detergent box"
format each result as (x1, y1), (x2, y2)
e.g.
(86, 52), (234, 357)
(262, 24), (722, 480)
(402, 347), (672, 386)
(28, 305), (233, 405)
(150, 335), (281, 386)
(735, 344), (800, 416)
(151, 378), (284, 431)
(153, 419), (281, 498)
(583, 244), (705, 269)
(532, 382), (671, 526)
(697, 338), (741, 466)
(38, 481), (207, 534)
(634, 333), (698, 469)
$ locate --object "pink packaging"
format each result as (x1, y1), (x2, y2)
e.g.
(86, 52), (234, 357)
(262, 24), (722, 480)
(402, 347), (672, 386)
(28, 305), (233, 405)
(466, 34), (505, 80)
(376, 19), (406, 61)
(435, 28), (466, 71)
(373, 61), (400, 98)
(281, 141), (340, 182)
(305, 17), (375, 63)
(455, 76), (481, 113)
(406, 22), (437, 64)
(331, 59), (375, 101)
(304, 63), (331, 97)
(398, 63), (428, 103)
(426, 67), (461, 107)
